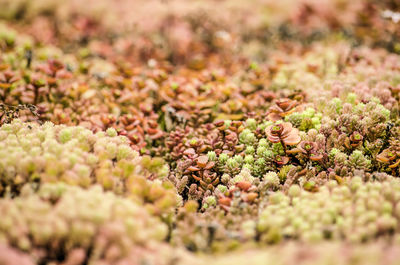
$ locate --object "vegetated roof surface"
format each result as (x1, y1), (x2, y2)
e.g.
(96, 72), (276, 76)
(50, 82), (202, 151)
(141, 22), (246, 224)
(1, 0), (400, 264)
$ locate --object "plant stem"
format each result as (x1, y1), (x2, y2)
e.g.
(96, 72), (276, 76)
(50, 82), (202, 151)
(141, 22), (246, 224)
(280, 138), (287, 155)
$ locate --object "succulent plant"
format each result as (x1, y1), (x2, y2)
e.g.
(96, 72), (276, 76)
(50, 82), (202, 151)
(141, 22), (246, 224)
(266, 122), (301, 154)
(291, 141), (323, 162)
(0, 119), (177, 215)
(0, 183), (168, 264)
(377, 149), (398, 164)
(267, 98), (300, 122)
(258, 176), (400, 244)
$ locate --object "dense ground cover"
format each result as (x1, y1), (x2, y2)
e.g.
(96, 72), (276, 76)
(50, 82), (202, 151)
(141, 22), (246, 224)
(1, 0), (400, 264)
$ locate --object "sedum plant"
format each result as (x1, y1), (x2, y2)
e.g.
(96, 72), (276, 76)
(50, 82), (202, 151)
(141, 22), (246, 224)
(258, 176), (400, 244)
(0, 183), (167, 264)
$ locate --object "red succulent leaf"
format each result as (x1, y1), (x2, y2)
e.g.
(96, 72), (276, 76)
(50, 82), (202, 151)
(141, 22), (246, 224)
(275, 155), (290, 165)
(187, 166), (200, 172)
(196, 155), (209, 168)
(183, 148), (196, 156)
(218, 197), (232, 207)
(377, 149), (397, 163)
(236, 181), (252, 191)
(389, 159), (400, 169)
(204, 161), (215, 170)
(242, 192), (258, 203)
(309, 153), (323, 161)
